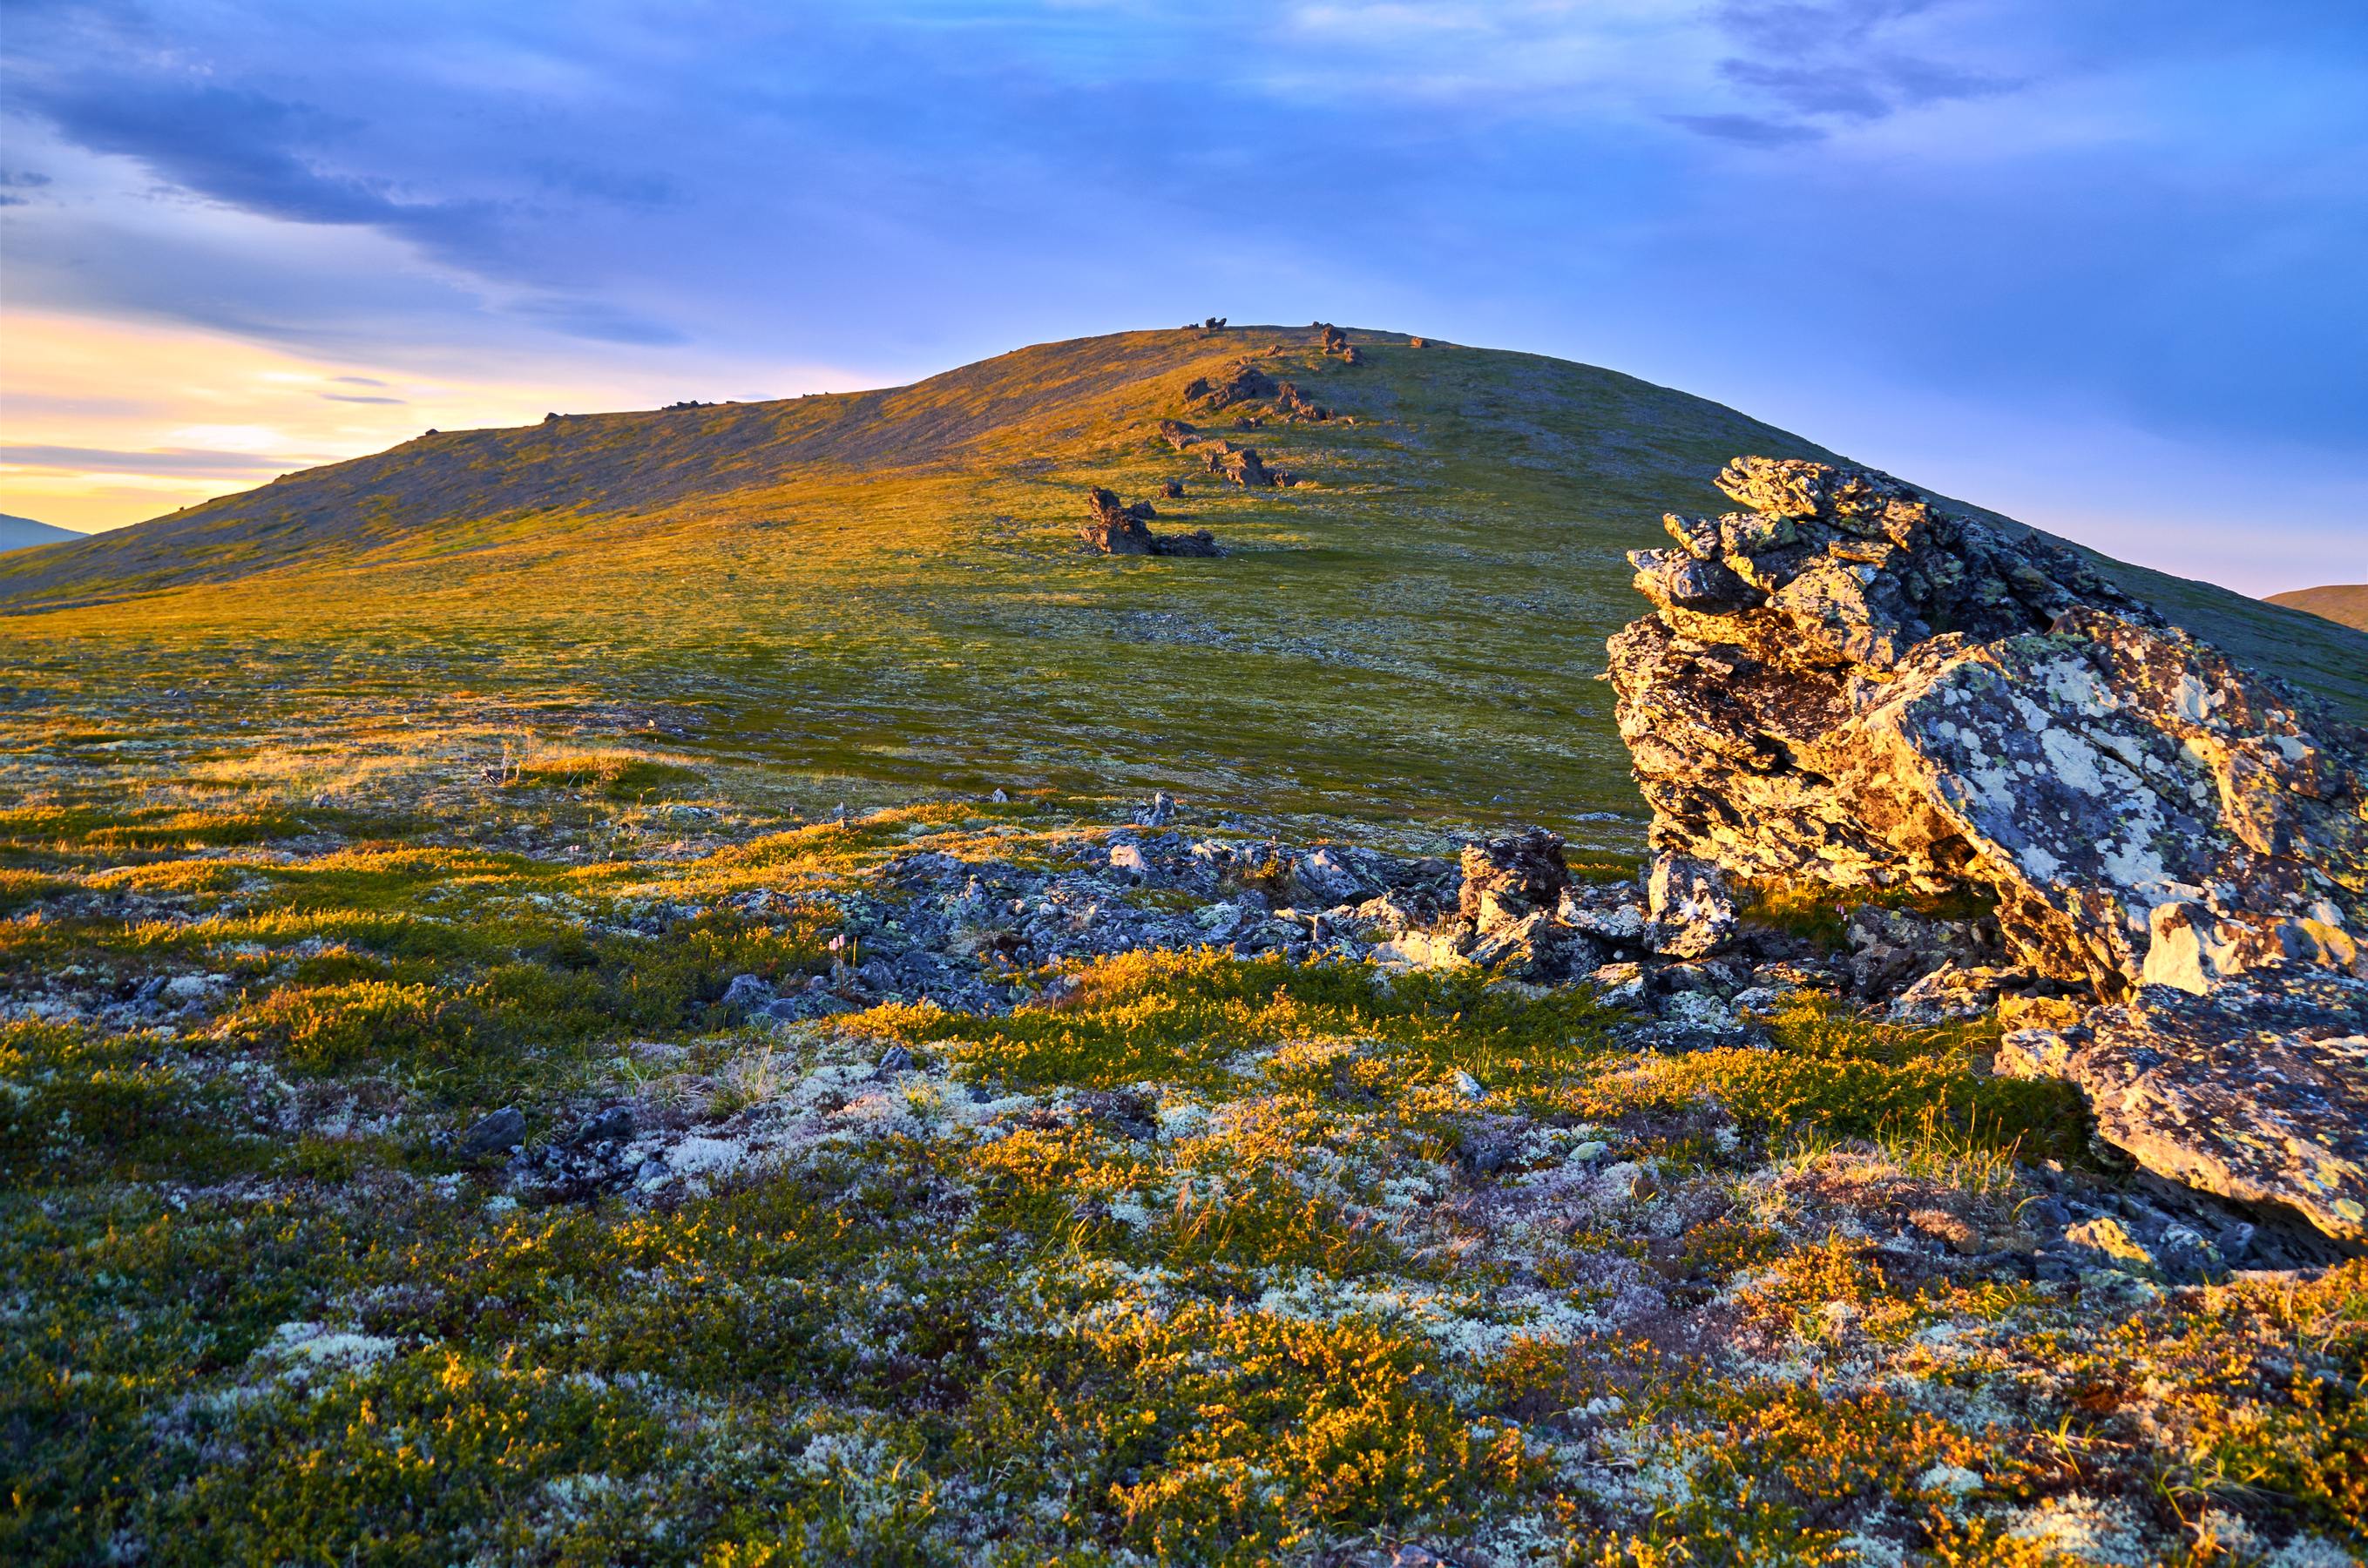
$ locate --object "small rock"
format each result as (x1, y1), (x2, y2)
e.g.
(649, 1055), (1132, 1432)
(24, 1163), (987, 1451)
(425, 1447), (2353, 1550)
(1108, 843), (1151, 880)
(2061, 1216), (2155, 1275)
(1294, 847), (1366, 906)
(1450, 1070), (1484, 1099)
(877, 1044), (916, 1074)
(568, 1105), (635, 1146)
(1646, 853), (1735, 958)
(1585, 960), (1649, 1006)
(719, 973), (777, 1017)
(457, 1106), (526, 1160)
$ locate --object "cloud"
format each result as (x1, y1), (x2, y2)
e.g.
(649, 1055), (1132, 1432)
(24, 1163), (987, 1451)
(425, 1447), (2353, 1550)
(321, 393), (404, 403)
(510, 296), (689, 347)
(1667, 112), (1827, 145)
(0, 444), (299, 476)
(329, 375), (389, 386)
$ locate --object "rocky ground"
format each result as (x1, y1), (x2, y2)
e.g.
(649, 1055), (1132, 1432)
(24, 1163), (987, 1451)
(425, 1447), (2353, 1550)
(5, 772), (2364, 1565)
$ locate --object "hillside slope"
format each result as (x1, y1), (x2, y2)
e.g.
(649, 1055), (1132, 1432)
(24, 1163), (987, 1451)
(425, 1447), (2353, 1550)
(2268, 583), (2368, 634)
(4, 325), (2361, 834)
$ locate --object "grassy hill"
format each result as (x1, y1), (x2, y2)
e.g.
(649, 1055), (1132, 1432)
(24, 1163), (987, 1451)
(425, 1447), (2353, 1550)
(5, 324), (2362, 842)
(2269, 583), (2368, 634)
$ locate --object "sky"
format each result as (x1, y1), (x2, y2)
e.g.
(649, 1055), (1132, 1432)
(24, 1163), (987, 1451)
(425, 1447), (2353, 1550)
(2, 0), (2364, 594)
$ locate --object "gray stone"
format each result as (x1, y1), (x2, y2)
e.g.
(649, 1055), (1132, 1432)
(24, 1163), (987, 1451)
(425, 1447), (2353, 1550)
(457, 1106), (526, 1160)
(719, 973), (776, 1017)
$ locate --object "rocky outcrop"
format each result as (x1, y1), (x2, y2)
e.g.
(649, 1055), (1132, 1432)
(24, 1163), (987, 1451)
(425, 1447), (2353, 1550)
(1212, 446), (1274, 489)
(1079, 487), (1218, 558)
(1273, 381), (1331, 423)
(1182, 361), (1276, 411)
(1607, 456), (2367, 1001)
(1606, 454), (2368, 1243)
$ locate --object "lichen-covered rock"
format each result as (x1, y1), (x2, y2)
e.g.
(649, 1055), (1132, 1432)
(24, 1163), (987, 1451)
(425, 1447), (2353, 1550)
(1607, 456), (2368, 1001)
(1998, 967), (2368, 1245)
(1608, 454), (2368, 1242)
(1645, 852), (1735, 958)
(1458, 829), (1568, 930)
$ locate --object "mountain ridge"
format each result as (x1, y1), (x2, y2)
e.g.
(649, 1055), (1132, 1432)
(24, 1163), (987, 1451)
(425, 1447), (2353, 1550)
(0, 512), (84, 553)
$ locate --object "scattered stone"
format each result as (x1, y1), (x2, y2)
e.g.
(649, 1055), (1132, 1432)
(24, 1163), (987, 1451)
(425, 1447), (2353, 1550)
(1273, 381), (1330, 422)
(1458, 829), (1568, 929)
(719, 973), (777, 1017)
(1294, 848), (1367, 906)
(1160, 479), (1184, 498)
(1216, 447), (1274, 489)
(1108, 843), (1151, 880)
(1136, 791), (1177, 828)
(877, 1044), (917, 1074)
(1645, 853), (1735, 959)
(457, 1106), (526, 1160)
(568, 1105), (636, 1146)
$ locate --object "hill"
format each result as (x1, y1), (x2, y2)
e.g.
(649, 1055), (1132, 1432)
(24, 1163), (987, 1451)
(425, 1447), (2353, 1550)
(0, 512), (84, 552)
(4, 325), (2362, 839)
(2268, 582), (2368, 633)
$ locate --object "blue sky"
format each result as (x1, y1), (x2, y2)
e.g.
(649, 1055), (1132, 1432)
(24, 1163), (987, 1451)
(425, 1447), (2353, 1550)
(2, 0), (2364, 592)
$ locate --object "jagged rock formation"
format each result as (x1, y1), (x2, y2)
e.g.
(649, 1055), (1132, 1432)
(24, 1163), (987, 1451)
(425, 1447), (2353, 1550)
(1209, 445), (1272, 489)
(1079, 487), (1217, 558)
(1608, 456), (2367, 999)
(1605, 455), (2368, 1242)
(1272, 381), (1330, 423)
(1181, 361), (1276, 411)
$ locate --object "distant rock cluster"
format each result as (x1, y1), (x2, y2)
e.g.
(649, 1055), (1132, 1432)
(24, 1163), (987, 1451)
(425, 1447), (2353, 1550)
(1606, 455), (2368, 1243)
(1079, 486), (1218, 558)
(1156, 418), (1293, 490)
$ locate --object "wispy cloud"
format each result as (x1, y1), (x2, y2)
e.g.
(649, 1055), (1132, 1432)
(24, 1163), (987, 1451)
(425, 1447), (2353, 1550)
(0, 444), (301, 476)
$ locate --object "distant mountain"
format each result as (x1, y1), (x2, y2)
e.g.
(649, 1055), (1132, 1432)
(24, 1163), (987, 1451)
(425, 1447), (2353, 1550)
(0, 513), (84, 552)
(2267, 584), (2368, 634)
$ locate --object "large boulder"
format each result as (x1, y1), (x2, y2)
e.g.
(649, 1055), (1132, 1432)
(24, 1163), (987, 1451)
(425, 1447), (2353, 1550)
(1607, 456), (2367, 1001)
(1607, 454), (2368, 1243)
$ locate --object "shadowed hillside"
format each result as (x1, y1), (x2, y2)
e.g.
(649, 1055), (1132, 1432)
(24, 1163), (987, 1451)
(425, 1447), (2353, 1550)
(5, 325), (2362, 837)
(0, 513), (82, 553)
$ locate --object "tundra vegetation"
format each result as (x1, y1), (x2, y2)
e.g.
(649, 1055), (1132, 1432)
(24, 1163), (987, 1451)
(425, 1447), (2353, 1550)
(3, 328), (2363, 1565)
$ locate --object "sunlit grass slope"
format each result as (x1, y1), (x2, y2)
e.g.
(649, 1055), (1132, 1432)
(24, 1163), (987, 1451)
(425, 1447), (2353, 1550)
(4, 324), (2361, 836)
